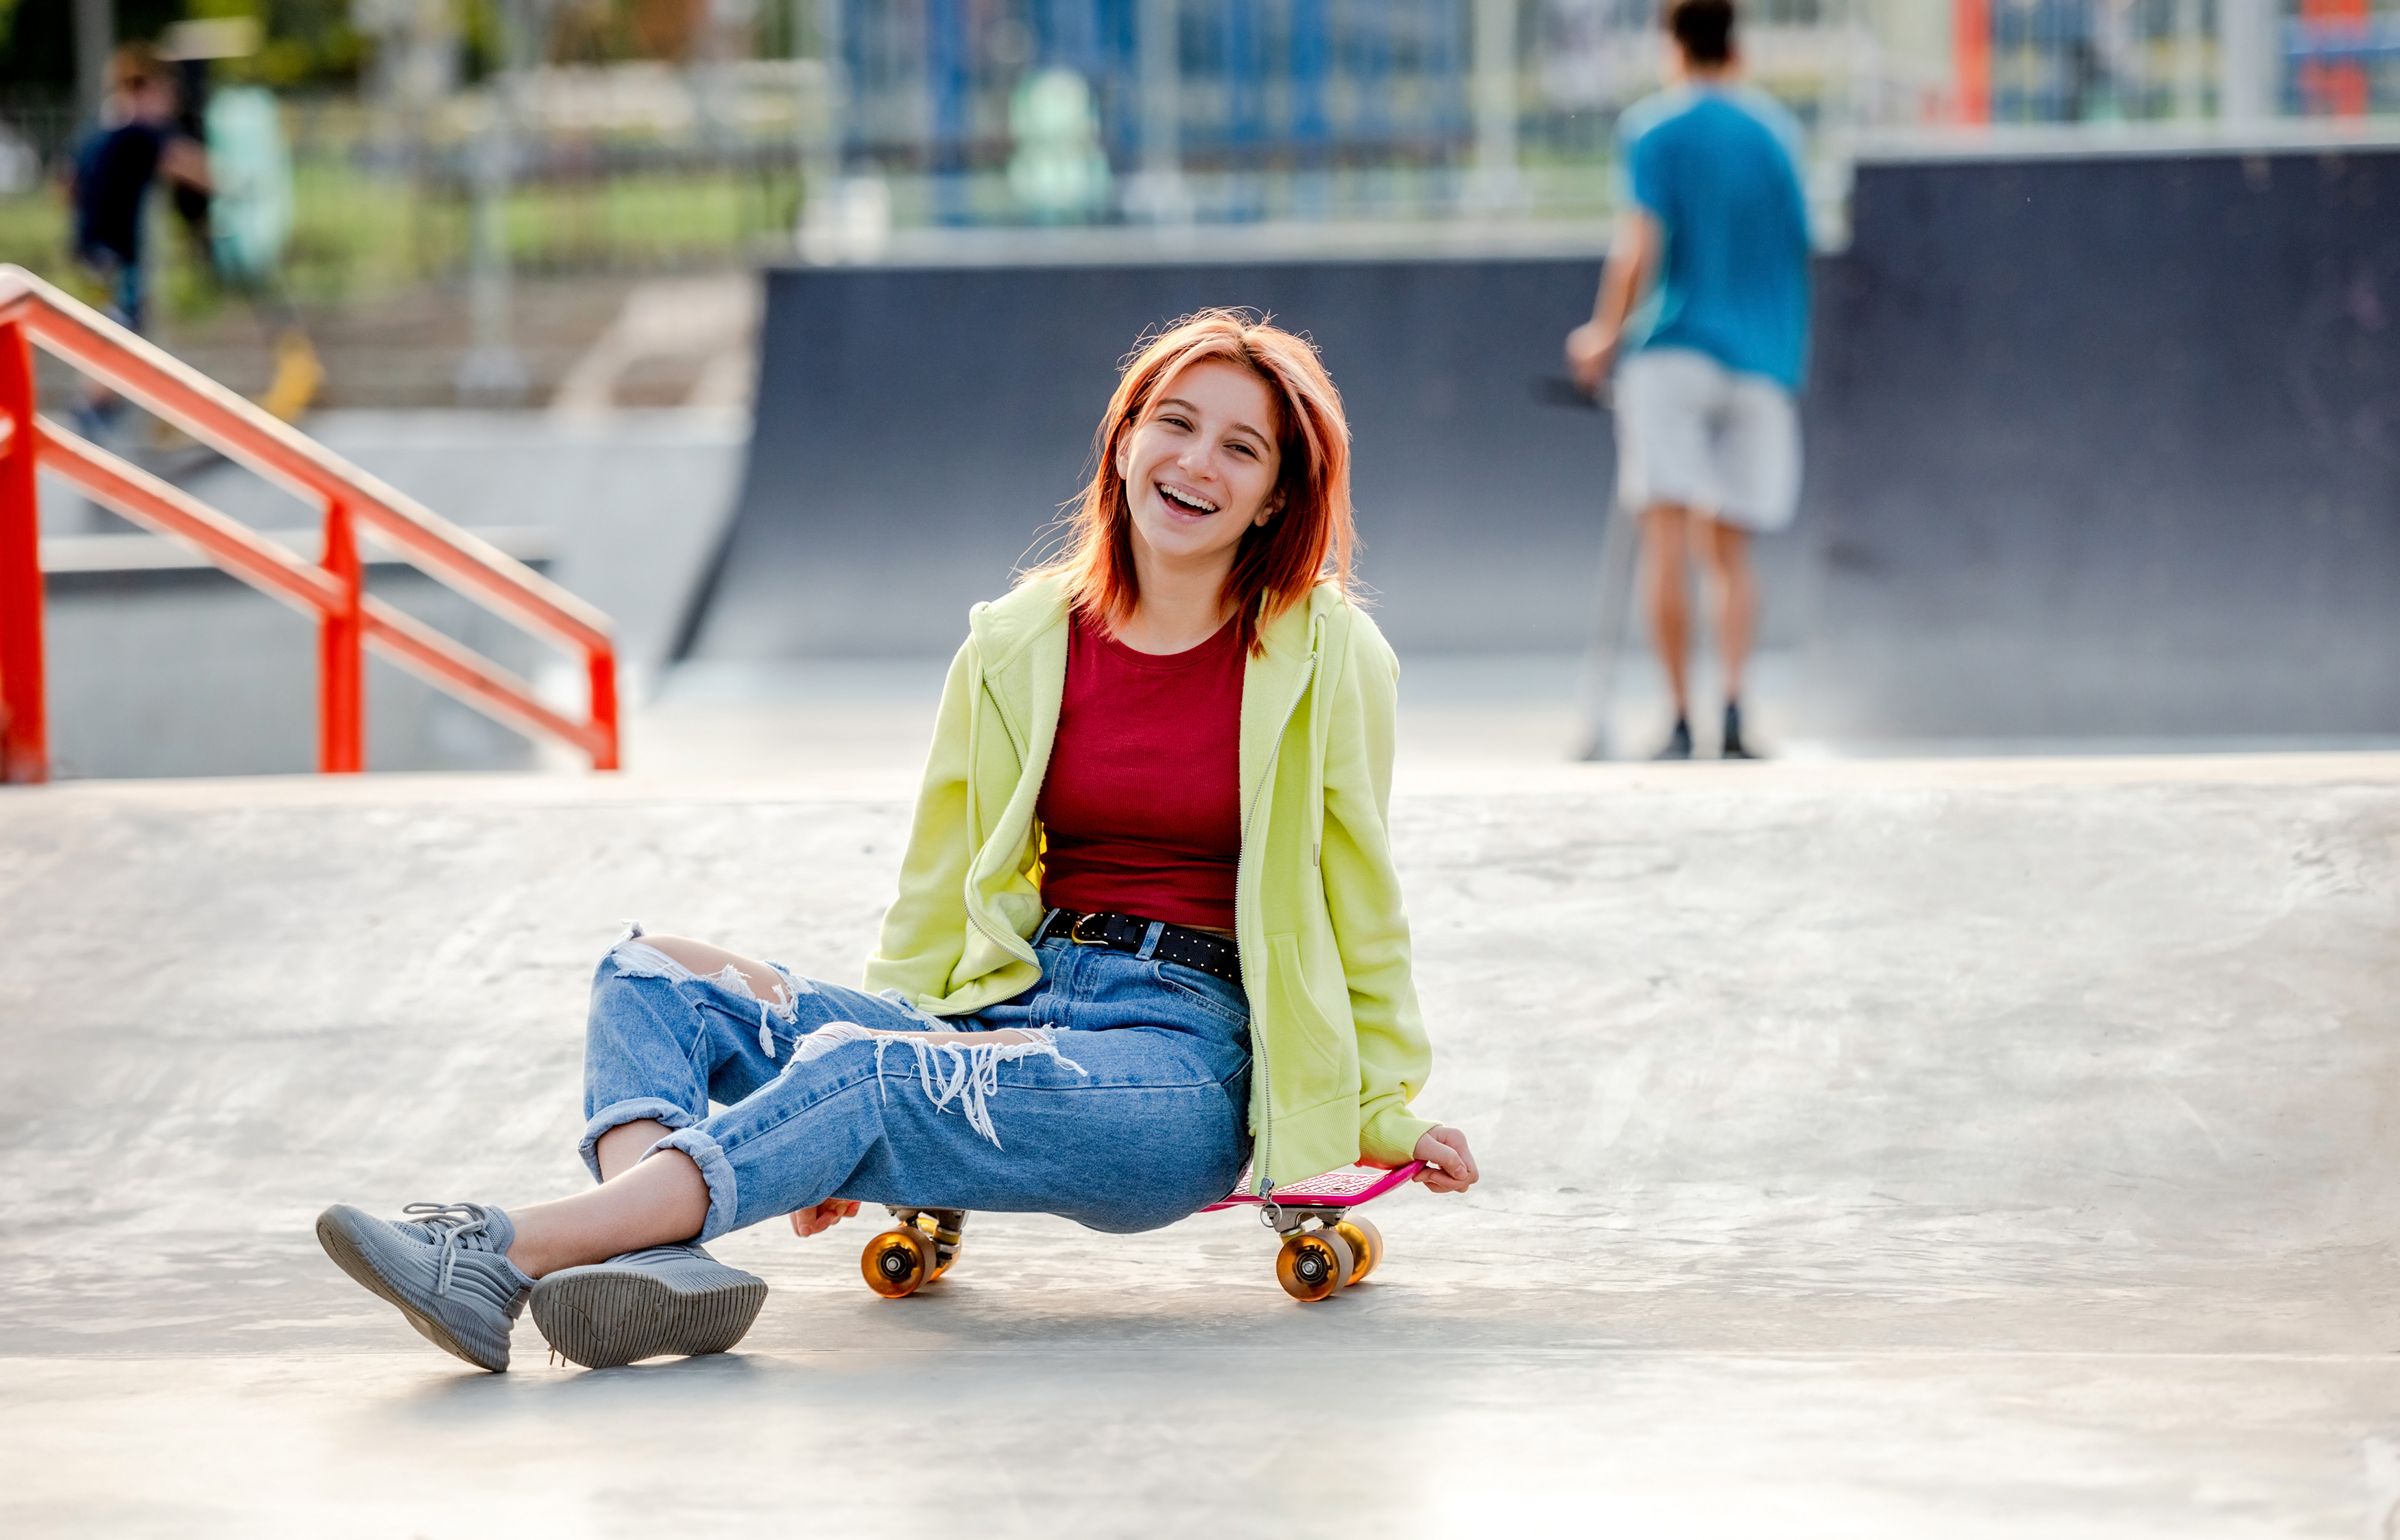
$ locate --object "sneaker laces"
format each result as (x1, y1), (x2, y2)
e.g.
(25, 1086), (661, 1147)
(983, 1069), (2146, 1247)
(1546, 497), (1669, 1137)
(401, 1202), (507, 1298)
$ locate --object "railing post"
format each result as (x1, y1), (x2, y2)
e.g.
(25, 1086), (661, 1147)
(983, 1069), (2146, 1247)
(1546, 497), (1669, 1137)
(318, 497), (364, 773)
(1954, 0), (1992, 125)
(588, 647), (619, 771)
(0, 319), (46, 784)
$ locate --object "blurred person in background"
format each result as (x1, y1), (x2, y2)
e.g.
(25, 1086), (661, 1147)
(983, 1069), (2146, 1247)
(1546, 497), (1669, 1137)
(1566, 0), (1809, 760)
(64, 43), (211, 434)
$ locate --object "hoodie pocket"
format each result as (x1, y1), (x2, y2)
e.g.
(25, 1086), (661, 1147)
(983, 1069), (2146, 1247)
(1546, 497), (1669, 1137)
(1262, 932), (1358, 1107)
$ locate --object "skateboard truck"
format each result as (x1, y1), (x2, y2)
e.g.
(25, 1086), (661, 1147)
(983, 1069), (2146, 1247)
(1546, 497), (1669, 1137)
(1201, 1162), (1421, 1301)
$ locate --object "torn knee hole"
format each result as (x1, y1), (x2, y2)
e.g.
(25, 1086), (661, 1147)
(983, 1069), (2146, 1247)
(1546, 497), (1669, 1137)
(641, 935), (783, 1002)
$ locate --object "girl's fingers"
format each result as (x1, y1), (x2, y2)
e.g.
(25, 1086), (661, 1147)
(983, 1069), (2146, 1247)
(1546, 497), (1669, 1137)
(789, 1199), (865, 1235)
(791, 1201), (847, 1236)
(1413, 1142), (1476, 1191)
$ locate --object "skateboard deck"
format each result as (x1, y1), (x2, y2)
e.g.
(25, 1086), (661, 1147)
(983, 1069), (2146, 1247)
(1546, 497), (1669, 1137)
(1200, 1162), (1424, 1212)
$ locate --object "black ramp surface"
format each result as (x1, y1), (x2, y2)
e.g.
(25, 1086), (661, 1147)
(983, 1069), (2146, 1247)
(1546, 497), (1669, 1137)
(1802, 146), (2400, 737)
(687, 258), (1626, 658)
(695, 146), (2399, 741)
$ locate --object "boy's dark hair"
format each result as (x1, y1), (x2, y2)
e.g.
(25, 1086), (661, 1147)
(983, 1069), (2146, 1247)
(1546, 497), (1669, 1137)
(108, 42), (163, 93)
(1667, 0), (1736, 65)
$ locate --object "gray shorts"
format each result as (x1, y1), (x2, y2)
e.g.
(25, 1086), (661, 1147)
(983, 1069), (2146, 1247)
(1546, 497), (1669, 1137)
(1614, 347), (1802, 532)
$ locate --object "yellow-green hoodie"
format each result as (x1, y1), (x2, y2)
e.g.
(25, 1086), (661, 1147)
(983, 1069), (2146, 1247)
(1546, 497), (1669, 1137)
(863, 573), (1440, 1190)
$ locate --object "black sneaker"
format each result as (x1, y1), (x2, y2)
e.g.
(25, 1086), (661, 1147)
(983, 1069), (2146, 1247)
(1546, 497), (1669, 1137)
(1721, 701), (1760, 760)
(1653, 717), (1693, 760)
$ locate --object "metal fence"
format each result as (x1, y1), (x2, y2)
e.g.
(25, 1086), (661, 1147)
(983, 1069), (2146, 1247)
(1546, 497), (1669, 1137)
(817, 0), (2400, 227)
(0, 0), (2394, 291)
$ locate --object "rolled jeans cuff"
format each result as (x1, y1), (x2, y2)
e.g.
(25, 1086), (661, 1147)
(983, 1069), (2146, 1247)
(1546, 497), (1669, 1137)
(579, 1098), (697, 1183)
(653, 1126), (741, 1242)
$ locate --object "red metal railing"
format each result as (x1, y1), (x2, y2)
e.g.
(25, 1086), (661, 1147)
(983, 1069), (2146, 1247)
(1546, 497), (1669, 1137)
(0, 265), (619, 783)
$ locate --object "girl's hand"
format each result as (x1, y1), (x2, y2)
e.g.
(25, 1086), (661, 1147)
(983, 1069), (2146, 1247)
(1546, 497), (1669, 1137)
(1411, 1127), (1480, 1194)
(790, 1199), (861, 1238)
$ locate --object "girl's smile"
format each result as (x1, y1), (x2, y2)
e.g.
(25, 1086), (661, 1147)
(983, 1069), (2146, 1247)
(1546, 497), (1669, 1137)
(1114, 357), (1284, 575)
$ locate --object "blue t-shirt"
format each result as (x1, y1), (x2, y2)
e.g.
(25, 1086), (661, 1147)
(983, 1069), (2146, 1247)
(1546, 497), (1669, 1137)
(1616, 86), (1812, 390)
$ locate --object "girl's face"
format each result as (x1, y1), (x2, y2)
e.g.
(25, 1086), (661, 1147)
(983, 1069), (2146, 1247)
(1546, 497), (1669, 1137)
(1113, 358), (1285, 575)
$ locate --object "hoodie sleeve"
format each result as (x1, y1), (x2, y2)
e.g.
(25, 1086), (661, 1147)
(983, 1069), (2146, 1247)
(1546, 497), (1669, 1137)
(1317, 612), (1441, 1166)
(862, 634), (981, 1004)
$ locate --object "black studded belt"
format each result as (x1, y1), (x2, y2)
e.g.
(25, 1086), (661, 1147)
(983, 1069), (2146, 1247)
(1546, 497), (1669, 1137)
(1034, 908), (1243, 987)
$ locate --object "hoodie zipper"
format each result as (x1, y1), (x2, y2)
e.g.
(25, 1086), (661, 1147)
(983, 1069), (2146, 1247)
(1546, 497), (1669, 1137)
(962, 669), (1043, 968)
(1238, 627), (1322, 1195)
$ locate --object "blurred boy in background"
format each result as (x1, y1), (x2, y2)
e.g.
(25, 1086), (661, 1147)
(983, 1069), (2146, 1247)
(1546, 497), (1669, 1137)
(70, 43), (212, 333)
(66, 43), (212, 434)
(1567, 0), (1810, 760)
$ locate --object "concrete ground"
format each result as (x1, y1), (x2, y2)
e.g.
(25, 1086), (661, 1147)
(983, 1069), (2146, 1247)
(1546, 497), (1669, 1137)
(3, 749), (2397, 1536)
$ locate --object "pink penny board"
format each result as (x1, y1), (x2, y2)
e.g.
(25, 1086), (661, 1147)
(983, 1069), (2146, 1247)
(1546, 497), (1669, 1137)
(1201, 1162), (1424, 1212)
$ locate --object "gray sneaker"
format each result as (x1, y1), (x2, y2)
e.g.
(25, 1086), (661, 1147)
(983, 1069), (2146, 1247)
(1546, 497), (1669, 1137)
(316, 1201), (532, 1372)
(530, 1241), (767, 1369)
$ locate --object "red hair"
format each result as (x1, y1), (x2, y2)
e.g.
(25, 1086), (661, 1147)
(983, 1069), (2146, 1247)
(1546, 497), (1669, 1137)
(1024, 309), (1355, 655)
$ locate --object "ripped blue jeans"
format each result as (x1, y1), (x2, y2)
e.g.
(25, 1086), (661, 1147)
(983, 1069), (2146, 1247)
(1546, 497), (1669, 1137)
(582, 925), (1254, 1240)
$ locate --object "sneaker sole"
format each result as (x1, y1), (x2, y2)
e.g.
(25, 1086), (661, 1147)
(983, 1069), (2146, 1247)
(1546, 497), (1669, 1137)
(530, 1267), (767, 1369)
(315, 1207), (509, 1373)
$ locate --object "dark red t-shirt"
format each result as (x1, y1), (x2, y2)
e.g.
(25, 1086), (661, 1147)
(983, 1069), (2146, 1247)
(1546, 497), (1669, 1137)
(1037, 612), (1244, 930)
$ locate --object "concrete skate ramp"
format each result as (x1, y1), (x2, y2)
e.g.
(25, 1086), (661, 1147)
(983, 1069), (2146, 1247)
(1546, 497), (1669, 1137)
(3, 759), (2397, 1532)
(1803, 145), (2400, 738)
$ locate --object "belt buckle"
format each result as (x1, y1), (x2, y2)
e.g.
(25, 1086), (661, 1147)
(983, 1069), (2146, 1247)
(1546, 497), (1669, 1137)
(1067, 911), (1110, 946)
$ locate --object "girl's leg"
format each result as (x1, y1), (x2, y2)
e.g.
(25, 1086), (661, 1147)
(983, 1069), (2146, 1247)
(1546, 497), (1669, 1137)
(583, 937), (784, 1195)
(506, 1146), (711, 1278)
(588, 934), (1023, 1186)
(528, 930), (970, 1367)
(489, 1015), (1059, 1280)
(316, 928), (939, 1373)
(320, 938), (1246, 1372)
(576, 928), (798, 1179)
(669, 1003), (1251, 1241)
(578, 924), (941, 1179)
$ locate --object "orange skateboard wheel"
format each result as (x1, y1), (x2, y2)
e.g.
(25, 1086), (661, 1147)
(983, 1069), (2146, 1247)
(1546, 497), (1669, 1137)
(1333, 1216), (1382, 1286)
(1275, 1229), (1355, 1303)
(862, 1226), (936, 1298)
